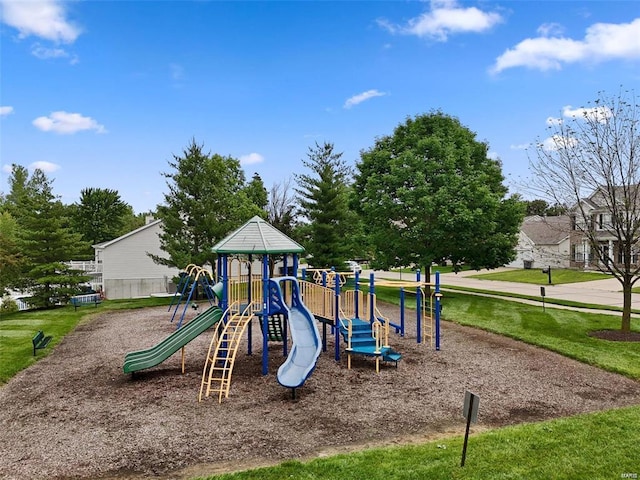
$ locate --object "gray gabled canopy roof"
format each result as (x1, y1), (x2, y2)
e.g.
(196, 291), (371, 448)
(212, 216), (305, 254)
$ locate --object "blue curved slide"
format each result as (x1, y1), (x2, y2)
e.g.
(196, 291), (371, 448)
(270, 277), (322, 389)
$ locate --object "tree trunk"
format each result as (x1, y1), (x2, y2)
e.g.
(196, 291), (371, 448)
(622, 279), (632, 333)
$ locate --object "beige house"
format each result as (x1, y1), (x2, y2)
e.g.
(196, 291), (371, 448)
(93, 219), (179, 299)
(508, 215), (571, 269)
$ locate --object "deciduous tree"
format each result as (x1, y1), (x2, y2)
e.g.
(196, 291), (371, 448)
(71, 187), (134, 254)
(530, 89), (639, 333)
(354, 112), (523, 275)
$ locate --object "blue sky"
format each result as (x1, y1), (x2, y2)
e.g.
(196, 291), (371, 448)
(1, 0), (639, 214)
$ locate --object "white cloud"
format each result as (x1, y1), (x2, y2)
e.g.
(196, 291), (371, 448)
(536, 22), (564, 37)
(491, 17), (640, 73)
(240, 153), (264, 166)
(344, 89), (387, 109)
(562, 105), (613, 123)
(378, 0), (503, 41)
(32, 111), (107, 134)
(29, 160), (60, 173)
(0, 106), (14, 117)
(31, 43), (78, 64)
(1, 161), (61, 175)
(546, 116), (563, 126)
(542, 134), (578, 152)
(0, 0), (81, 43)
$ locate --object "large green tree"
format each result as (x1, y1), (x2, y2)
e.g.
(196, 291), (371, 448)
(295, 142), (353, 269)
(153, 139), (263, 268)
(70, 187), (134, 254)
(354, 112), (523, 274)
(6, 165), (88, 307)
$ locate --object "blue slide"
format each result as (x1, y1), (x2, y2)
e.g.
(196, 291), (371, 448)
(268, 277), (322, 390)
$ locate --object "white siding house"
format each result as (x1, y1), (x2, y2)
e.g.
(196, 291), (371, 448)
(94, 219), (179, 299)
(508, 215), (571, 269)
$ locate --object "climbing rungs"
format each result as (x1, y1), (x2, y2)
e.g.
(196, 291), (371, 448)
(199, 311), (254, 403)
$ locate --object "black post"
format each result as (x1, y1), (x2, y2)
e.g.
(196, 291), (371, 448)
(461, 400), (473, 467)
(542, 266), (552, 285)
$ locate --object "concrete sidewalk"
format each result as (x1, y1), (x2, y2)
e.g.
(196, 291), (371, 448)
(365, 268), (640, 311)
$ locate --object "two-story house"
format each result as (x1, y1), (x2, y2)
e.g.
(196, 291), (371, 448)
(93, 218), (180, 299)
(569, 187), (640, 270)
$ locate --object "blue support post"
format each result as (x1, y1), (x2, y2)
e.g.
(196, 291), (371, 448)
(369, 272), (375, 324)
(416, 269), (422, 344)
(247, 254), (253, 356)
(293, 254), (299, 278)
(354, 270), (360, 319)
(262, 255), (269, 375)
(221, 256), (228, 317)
(282, 255), (288, 358)
(220, 255), (229, 359)
(334, 276), (341, 361)
(400, 288), (405, 337)
(435, 271), (441, 351)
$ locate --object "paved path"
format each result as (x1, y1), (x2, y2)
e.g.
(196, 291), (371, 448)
(364, 268), (640, 314)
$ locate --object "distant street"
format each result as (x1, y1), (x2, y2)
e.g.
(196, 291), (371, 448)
(364, 268), (640, 313)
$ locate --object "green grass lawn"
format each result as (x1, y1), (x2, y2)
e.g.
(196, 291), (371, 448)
(468, 268), (610, 285)
(197, 287), (640, 480)
(371, 285), (640, 379)
(2, 291), (640, 480)
(199, 404), (640, 480)
(0, 296), (173, 384)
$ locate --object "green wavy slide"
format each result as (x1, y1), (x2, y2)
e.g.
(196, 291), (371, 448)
(123, 305), (223, 374)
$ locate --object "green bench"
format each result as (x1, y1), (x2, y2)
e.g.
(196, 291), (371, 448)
(32, 330), (52, 356)
(70, 293), (102, 311)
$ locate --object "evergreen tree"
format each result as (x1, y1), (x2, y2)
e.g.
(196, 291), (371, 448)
(244, 173), (269, 214)
(295, 142), (352, 269)
(0, 211), (22, 295)
(8, 166), (89, 308)
(153, 139), (262, 268)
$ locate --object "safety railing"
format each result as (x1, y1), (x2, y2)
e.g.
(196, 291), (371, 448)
(299, 280), (335, 322)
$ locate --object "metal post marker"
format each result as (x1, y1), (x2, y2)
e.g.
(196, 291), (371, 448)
(461, 391), (480, 467)
(540, 286), (546, 312)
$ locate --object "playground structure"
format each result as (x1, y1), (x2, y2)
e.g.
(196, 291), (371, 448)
(169, 264), (218, 328)
(298, 268), (442, 372)
(124, 216), (442, 402)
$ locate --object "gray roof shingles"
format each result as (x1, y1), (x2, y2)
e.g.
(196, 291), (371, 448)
(212, 216), (305, 254)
